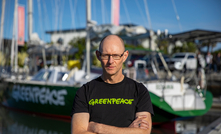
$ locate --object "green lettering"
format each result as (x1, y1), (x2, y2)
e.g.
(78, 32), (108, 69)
(89, 99), (94, 106)
(88, 98), (134, 105)
(125, 99), (129, 104)
(120, 98), (125, 104)
(107, 99), (111, 104)
(129, 99), (134, 104)
(112, 98), (116, 104)
(116, 98), (121, 104)
(99, 99), (103, 104)
(95, 99), (99, 105)
(103, 99), (107, 104)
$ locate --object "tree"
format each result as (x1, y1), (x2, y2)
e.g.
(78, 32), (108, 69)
(69, 37), (86, 60)
(155, 39), (169, 54)
(172, 41), (197, 54)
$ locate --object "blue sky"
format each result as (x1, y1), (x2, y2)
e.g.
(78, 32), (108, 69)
(1, 0), (221, 50)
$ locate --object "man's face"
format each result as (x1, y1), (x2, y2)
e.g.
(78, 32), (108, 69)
(96, 36), (128, 77)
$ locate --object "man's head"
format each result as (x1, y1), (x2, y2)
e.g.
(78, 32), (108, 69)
(96, 35), (128, 77)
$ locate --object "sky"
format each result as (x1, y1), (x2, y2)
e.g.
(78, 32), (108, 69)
(1, 0), (221, 51)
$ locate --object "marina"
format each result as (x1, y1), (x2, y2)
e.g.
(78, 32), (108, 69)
(0, 0), (221, 133)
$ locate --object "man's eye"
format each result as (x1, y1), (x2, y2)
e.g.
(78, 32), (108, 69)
(102, 54), (109, 57)
(113, 55), (120, 57)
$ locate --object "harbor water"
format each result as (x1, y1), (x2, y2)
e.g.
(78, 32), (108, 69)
(0, 105), (220, 134)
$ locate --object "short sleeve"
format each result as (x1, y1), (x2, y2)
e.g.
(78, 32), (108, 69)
(70, 84), (89, 117)
(136, 83), (154, 116)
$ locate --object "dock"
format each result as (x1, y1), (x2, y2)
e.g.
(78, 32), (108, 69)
(198, 116), (221, 134)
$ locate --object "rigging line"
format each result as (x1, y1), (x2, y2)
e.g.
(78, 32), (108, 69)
(50, 0), (55, 32)
(42, 0), (50, 37)
(135, 0), (147, 27)
(6, 0), (13, 42)
(69, 0), (78, 31)
(76, 5), (81, 27)
(59, 0), (65, 33)
(122, 0), (131, 25)
(54, 0), (59, 33)
(143, 0), (152, 30)
(103, 0), (109, 24)
(73, 0), (78, 30)
(101, 0), (105, 24)
(56, 0), (60, 33)
(37, 0), (44, 41)
(171, 0), (182, 32)
(69, 0), (75, 30)
(93, 0), (96, 23)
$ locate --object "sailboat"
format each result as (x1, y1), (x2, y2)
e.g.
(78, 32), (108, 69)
(1, 0), (100, 120)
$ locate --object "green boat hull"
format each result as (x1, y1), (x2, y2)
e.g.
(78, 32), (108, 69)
(1, 81), (213, 124)
(150, 90), (213, 124)
(1, 81), (79, 119)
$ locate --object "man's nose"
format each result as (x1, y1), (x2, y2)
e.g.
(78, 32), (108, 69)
(108, 55), (114, 63)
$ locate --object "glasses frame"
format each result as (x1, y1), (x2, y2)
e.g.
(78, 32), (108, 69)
(98, 51), (125, 60)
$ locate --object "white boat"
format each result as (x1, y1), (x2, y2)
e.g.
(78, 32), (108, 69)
(124, 50), (213, 124)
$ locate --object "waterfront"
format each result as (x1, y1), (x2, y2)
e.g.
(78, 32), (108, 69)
(0, 105), (220, 134)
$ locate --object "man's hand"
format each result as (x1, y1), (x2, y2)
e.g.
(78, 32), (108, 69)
(129, 115), (150, 130)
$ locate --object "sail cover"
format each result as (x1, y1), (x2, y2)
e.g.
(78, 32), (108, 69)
(18, 5), (25, 46)
(111, 0), (120, 26)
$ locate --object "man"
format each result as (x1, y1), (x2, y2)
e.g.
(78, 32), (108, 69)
(71, 35), (154, 134)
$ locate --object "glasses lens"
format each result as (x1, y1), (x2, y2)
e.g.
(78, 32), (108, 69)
(99, 51), (124, 60)
(112, 55), (120, 60)
(101, 54), (108, 60)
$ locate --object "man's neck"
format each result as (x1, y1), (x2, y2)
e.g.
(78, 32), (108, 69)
(101, 74), (124, 84)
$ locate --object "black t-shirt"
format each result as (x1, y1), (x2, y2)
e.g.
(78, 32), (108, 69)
(71, 76), (154, 127)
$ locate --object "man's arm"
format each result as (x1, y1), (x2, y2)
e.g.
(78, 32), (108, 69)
(71, 113), (96, 134)
(87, 112), (152, 134)
(135, 112), (152, 133)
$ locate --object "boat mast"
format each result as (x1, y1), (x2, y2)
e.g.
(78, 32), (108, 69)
(28, 0), (33, 41)
(0, 0), (5, 52)
(86, 0), (91, 79)
(11, 0), (18, 73)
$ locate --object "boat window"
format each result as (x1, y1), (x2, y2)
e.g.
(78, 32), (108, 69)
(57, 72), (69, 81)
(31, 70), (52, 81)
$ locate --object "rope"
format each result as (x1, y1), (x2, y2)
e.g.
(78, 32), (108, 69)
(37, 0), (44, 41)
(101, 0), (105, 24)
(135, 0), (147, 26)
(122, 0), (131, 24)
(143, 0), (152, 30)
(171, 0), (183, 32)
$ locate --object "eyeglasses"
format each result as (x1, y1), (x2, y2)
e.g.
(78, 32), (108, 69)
(98, 51), (125, 60)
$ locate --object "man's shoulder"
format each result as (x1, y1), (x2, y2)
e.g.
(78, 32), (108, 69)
(125, 76), (140, 83)
(124, 76), (144, 87)
(83, 76), (102, 86)
(77, 76), (102, 92)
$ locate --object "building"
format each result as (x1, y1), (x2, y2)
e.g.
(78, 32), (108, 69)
(46, 24), (158, 50)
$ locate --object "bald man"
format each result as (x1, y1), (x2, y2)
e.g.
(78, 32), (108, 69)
(71, 35), (154, 134)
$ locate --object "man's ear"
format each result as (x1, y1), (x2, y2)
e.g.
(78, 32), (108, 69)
(95, 50), (101, 61)
(123, 50), (129, 62)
